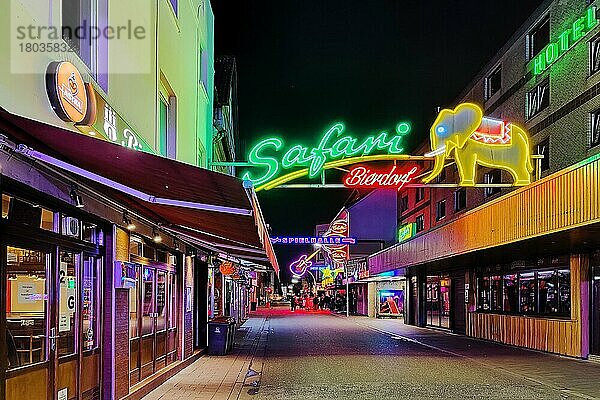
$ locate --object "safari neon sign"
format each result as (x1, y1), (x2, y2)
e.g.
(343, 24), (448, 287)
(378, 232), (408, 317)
(242, 103), (535, 190)
(241, 122), (412, 189)
(531, 6), (598, 76)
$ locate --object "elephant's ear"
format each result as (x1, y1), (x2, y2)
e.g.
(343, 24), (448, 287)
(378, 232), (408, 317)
(452, 103), (483, 149)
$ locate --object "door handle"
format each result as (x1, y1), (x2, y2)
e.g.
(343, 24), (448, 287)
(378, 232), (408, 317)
(49, 327), (56, 351)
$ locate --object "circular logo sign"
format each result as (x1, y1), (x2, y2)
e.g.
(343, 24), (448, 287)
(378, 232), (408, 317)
(46, 61), (93, 124)
(219, 261), (237, 276)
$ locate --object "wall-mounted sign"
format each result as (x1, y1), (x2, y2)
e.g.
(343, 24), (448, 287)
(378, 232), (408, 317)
(242, 121), (412, 189)
(46, 61), (154, 154)
(531, 6), (598, 76)
(271, 236), (357, 245)
(321, 209), (350, 268)
(422, 103), (533, 187)
(242, 103), (535, 191)
(46, 61), (95, 125)
(219, 261), (237, 276)
(347, 257), (369, 280)
(344, 165), (418, 191)
(289, 254), (313, 277)
(398, 223), (416, 243)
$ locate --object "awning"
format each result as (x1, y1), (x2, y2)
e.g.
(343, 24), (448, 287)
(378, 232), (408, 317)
(0, 108), (279, 274)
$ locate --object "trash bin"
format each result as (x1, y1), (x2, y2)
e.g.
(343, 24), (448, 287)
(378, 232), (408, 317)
(208, 322), (230, 355)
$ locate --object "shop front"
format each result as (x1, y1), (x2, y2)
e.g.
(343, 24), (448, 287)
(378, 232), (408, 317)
(376, 281), (405, 319)
(369, 151), (600, 358)
(2, 189), (105, 400)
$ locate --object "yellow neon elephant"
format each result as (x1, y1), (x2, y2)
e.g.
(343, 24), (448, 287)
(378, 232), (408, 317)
(422, 103), (533, 186)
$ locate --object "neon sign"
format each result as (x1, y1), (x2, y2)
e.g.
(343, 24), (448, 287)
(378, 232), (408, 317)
(344, 165), (418, 191)
(242, 103), (535, 190)
(289, 249), (320, 277)
(271, 236), (357, 245)
(242, 122), (412, 187)
(398, 223), (416, 243)
(531, 6), (598, 76)
(321, 209), (350, 268)
(422, 103), (533, 187)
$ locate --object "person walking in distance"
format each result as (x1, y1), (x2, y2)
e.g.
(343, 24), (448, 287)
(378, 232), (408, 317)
(312, 295), (319, 312)
(290, 295), (296, 312)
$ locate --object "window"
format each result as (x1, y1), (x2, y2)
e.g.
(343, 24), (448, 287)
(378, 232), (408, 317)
(58, 251), (79, 357)
(590, 110), (600, 148)
(5, 247), (49, 370)
(82, 256), (101, 351)
(478, 268), (571, 317)
(415, 187), (425, 203)
(159, 95), (169, 157)
(62, 0), (97, 72)
(415, 214), (424, 232)
(484, 169), (502, 197)
(159, 91), (177, 159)
(590, 35), (600, 75)
(537, 138), (550, 172)
(399, 195), (409, 213)
(528, 17), (550, 60)
(2, 194), (10, 218)
(526, 78), (550, 120)
(168, 0), (178, 16)
(519, 272), (536, 314)
(485, 65), (502, 99)
(454, 188), (466, 212)
(436, 200), (446, 221)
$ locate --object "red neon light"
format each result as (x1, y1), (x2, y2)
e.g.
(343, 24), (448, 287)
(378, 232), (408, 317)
(343, 165), (418, 191)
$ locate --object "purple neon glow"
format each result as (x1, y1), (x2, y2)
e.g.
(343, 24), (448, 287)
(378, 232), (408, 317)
(16, 145), (253, 216)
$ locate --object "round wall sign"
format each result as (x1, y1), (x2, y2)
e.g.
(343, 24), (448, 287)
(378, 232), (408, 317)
(46, 61), (94, 124)
(219, 261), (237, 276)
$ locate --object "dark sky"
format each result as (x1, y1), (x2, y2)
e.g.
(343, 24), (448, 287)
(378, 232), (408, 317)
(210, 0), (544, 283)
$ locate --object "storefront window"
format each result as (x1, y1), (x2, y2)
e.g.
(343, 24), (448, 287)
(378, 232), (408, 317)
(478, 277), (490, 311)
(490, 276), (503, 311)
(557, 269), (571, 316)
(519, 272), (536, 314)
(156, 272), (167, 331)
(129, 268), (139, 338)
(503, 274), (518, 312)
(58, 251), (79, 357)
(82, 256), (100, 351)
(141, 268), (155, 335)
(479, 268), (571, 317)
(5, 247), (48, 370)
(538, 270), (557, 314)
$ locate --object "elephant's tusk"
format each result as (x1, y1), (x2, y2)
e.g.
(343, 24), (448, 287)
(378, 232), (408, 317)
(425, 146), (446, 157)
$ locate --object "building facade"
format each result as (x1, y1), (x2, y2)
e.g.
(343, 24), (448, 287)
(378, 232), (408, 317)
(0, 1), (277, 400)
(371, 0), (600, 358)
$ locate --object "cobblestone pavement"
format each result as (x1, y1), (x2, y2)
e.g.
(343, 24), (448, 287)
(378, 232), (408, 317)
(143, 307), (600, 400)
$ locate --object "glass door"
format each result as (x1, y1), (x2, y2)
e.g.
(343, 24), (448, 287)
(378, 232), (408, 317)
(140, 267), (155, 380)
(4, 246), (51, 400)
(155, 271), (167, 370)
(55, 250), (80, 400)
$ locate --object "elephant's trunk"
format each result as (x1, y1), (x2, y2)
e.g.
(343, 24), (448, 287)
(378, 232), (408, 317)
(422, 152), (445, 183)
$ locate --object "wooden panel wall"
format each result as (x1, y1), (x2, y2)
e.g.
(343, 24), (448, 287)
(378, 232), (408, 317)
(466, 254), (589, 357)
(369, 154), (600, 274)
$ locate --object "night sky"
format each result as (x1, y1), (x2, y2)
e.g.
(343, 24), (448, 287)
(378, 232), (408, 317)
(210, 0), (544, 283)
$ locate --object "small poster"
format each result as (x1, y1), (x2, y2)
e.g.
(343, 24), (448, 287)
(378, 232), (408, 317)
(18, 283), (36, 304)
(59, 313), (70, 332)
(57, 388), (68, 400)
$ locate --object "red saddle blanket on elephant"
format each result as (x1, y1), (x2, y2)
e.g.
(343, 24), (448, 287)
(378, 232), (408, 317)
(470, 117), (512, 145)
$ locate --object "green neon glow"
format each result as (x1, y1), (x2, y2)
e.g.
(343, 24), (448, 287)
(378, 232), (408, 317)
(243, 122), (411, 186)
(531, 6), (598, 75)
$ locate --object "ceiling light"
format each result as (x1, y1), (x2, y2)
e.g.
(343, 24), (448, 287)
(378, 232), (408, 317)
(152, 228), (162, 243)
(122, 211), (136, 231)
